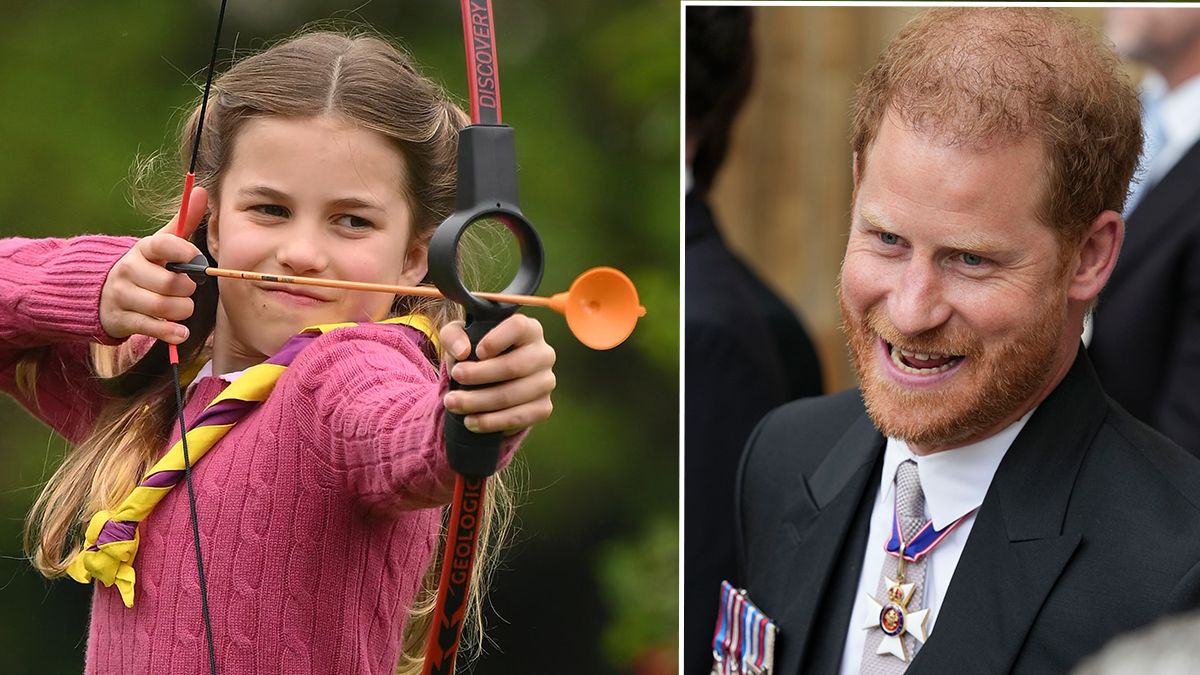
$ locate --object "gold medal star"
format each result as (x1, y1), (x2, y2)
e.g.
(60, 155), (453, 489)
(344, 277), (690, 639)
(862, 576), (930, 661)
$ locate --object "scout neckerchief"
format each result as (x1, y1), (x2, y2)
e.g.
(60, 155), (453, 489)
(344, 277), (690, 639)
(66, 316), (437, 608)
(861, 490), (975, 661)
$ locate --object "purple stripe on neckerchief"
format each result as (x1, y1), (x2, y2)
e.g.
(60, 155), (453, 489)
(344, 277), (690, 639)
(91, 520), (138, 550)
(189, 398), (255, 428)
(267, 330), (320, 365)
(141, 469), (187, 488)
(136, 400), (250, 488)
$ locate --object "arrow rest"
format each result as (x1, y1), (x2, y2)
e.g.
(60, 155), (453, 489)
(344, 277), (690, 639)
(167, 254), (213, 283)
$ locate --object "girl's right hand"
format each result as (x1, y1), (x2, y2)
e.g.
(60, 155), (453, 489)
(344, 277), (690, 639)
(99, 186), (209, 345)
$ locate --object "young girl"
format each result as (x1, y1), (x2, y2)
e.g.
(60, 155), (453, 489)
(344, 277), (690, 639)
(0, 30), (555, 675)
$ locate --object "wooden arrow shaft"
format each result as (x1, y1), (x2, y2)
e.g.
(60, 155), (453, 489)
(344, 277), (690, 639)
(201, 266), (554, 309)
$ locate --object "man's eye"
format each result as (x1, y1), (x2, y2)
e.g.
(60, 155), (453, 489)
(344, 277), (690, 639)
(879, 232), (900, 245)
(961, 252), (984, 266)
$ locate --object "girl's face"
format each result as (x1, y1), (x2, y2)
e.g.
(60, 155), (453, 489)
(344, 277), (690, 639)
(207, 115), (427, 373)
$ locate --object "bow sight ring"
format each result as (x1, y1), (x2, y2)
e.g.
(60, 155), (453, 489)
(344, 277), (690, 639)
(428, 124), (544, 323)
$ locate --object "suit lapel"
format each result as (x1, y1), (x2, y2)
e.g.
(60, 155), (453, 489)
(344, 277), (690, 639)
(910, 349), (1106, 674)
(773, 412), (883, 675)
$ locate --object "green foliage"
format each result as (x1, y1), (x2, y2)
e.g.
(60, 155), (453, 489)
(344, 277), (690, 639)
(0, 1), (678, 673)
(598, 516), (679, 666)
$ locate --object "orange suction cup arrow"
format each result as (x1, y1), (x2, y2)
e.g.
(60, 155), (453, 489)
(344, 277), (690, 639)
(547, 267), (647, 350)
(167, 262), (647, 349)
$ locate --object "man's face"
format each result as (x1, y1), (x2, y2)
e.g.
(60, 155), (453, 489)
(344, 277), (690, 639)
(838, 113), (1079, 453)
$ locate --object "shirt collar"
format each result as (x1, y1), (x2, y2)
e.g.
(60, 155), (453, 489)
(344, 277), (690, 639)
(185, 360), (246, 396)
(880, 409), (1034, 530)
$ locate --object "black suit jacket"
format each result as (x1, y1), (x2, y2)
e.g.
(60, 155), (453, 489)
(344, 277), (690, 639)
(736, 350), (1200, 674)
(685, 191), (824, 675)
(1091, 139), (1200, 455)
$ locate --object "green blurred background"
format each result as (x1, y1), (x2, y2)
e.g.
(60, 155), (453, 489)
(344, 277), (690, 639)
(0, 1), (679, 673)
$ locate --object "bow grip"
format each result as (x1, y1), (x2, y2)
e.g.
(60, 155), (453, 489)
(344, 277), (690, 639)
(444, 315), (509, 478)
(428, 123), (544, 479)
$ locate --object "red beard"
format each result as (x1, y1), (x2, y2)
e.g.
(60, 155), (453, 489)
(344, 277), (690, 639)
(838, 282), (1066, 450)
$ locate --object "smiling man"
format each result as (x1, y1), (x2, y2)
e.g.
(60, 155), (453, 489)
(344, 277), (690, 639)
(734, 8), (1200, 675)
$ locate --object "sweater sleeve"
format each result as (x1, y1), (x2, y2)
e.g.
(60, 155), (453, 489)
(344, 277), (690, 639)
(290, 324), (525, 516)
(0, 235), (136, 442)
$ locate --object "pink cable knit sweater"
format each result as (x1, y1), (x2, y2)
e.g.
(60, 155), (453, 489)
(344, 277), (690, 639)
(0, 235), (517, 674)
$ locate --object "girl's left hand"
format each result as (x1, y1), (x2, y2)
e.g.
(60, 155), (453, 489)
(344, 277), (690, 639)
(440, 314), (557, 435)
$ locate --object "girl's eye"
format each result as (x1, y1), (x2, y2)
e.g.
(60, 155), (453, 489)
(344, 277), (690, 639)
(254, 204), (289, 218)
(961, 252), (984, 266)
(878, 232), (900, 245)
(335, 215), (375, 230)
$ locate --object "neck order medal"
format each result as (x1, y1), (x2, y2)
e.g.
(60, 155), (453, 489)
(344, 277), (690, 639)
(862, 572), (929, 661)
(860, 500), (971, 662)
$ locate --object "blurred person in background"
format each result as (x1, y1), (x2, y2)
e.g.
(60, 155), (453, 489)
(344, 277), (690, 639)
(684, 6), (823, 674)
(1089, 8), (1200, 455)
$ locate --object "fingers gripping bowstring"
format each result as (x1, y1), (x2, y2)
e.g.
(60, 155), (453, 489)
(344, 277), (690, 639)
(169, 1), (229, 674)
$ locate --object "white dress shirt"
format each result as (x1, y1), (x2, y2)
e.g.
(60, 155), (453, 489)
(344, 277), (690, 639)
(838, 410), (1034, 674)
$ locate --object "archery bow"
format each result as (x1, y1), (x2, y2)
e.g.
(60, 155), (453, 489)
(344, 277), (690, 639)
(422, 1), (537, 671)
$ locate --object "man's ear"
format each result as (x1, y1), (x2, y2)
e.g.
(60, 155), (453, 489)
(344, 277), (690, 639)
(1066, 210), (1124, 303)
(852, 151), (860, 185)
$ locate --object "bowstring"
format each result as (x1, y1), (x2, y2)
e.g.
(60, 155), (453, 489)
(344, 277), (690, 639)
(173, 1), (230, 674)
